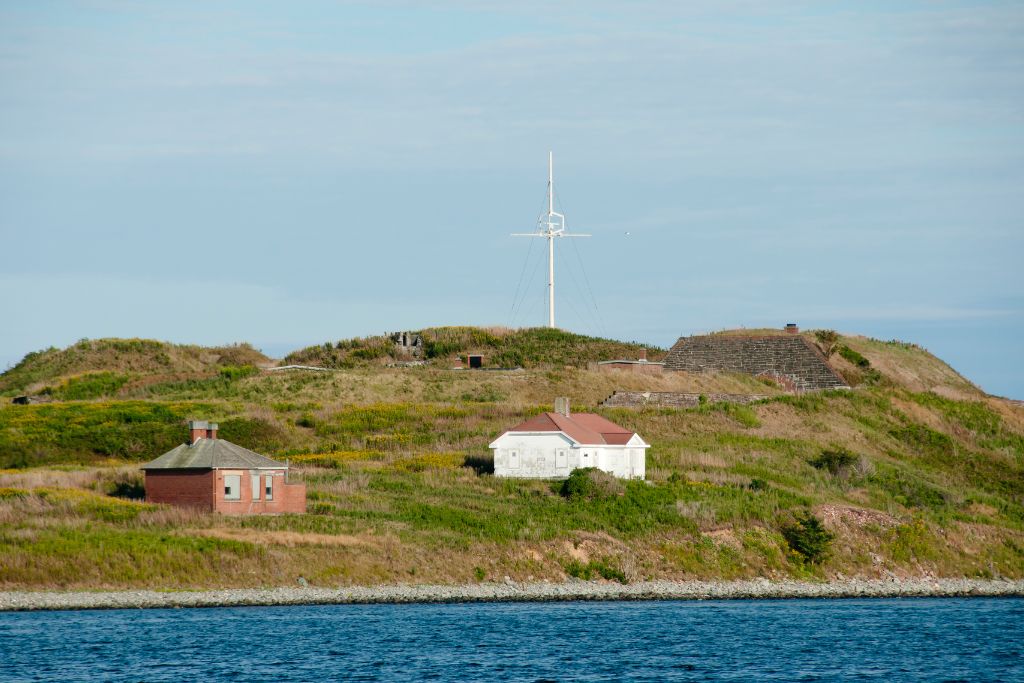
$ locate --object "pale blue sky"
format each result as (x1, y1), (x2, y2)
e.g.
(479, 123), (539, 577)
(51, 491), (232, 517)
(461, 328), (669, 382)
(1, 1), (1021, 397)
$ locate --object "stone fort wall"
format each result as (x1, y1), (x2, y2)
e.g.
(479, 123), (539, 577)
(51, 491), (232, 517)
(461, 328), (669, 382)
(662, 335), (848, 392)
(601, 391), (770, 408)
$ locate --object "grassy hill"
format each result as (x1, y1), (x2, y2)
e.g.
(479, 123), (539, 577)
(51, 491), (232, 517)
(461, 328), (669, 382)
(284, 326), (665, 369)
(0, 327), (1021, 589)
(0, 338), (271, 399)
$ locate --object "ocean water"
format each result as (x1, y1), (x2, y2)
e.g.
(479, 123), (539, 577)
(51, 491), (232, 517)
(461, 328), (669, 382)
(1, 598), (1022, 681)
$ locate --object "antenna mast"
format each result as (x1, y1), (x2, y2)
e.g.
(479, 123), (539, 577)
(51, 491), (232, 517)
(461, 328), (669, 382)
(512, 151), (590, 328)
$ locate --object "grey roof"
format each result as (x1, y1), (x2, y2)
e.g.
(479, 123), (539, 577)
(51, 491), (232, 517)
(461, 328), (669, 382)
(141, 438), (287, 470)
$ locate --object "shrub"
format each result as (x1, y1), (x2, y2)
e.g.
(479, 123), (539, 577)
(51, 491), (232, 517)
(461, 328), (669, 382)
(838, 345), (870, 368)
(814, 330), (840, 358)
(781, 512), (834, 564)
(565, 558), (627, 583)
(96, 470), (146, 500)
(809, 448), (859, 478)
(218, 365), (259, 381)
(560, 468), (624, 501)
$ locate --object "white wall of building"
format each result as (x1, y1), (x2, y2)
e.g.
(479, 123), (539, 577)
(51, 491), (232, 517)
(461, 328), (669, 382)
(490, 431), (647, 480)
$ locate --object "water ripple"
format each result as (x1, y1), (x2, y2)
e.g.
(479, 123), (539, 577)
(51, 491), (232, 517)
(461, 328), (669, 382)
(0, 598), (1022, 682)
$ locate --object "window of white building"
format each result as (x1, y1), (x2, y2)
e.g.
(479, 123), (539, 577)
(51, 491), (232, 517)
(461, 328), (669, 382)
(556, 449), (567, 468)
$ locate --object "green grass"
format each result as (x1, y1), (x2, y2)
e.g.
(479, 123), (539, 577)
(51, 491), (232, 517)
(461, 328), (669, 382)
(0, 328), (1022, 588)
(0, 401), (284, 467)
(285, 326), (664, 369)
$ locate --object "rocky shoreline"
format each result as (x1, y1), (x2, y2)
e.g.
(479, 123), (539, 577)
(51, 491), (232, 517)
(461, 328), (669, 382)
(2, 578), (1022, 612)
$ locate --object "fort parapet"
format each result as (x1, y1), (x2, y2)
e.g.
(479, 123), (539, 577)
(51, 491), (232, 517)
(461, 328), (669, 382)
(601, 391), (770, 408)
(662, 335), (848, 392)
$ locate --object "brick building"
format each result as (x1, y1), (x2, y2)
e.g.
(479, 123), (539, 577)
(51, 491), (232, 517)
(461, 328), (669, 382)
(141, 420), (306, 514)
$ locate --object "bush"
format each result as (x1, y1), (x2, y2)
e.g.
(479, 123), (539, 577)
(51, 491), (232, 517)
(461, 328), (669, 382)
(809, 448), (860, 478)
(560, 468), (624, 501)
(781, 512), (834, 564)
(218, 365), (259, 381)
(565, 558), (627, 583)
(814, 330), (840, 358)
(838, 345), (870, 368)
(97, 471), (146, 500)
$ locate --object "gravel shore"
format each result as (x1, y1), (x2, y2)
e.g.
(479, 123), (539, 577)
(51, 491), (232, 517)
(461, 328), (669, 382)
(2, 578), (1022, 612)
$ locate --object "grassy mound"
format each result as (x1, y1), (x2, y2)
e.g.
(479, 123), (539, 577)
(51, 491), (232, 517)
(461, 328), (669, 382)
(0, 338), (270, 398)
(283, 326), (664, 369)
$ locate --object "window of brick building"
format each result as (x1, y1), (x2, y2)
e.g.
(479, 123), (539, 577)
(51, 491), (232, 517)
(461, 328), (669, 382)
(224, 475), (240, 500)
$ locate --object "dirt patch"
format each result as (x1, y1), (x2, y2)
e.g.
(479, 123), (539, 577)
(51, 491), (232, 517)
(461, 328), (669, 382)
(706, 528), (743, 550)
(816, 504), (900, 530)
(184, 528), (372, 548)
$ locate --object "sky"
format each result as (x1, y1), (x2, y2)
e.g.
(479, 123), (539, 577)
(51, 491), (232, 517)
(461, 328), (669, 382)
(1, 1), (1022, 397)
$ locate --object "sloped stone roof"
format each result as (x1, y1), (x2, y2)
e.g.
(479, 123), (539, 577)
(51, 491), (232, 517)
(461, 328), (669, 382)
(141, 438), (286, 470)
(663, 334), (848, 392)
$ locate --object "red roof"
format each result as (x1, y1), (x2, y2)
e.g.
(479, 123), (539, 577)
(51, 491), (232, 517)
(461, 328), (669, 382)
(505, 412), (637, 446)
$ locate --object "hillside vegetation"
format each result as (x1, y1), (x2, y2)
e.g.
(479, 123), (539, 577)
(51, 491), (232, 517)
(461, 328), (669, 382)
(284, 326), (664, 369)
(0, 327), (1021, 590)
(0, 338), (270, 399)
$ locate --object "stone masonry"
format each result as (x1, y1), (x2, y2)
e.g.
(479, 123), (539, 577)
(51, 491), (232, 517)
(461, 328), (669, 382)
(601, 391), (770, 408)
(663, 335), (848, 392)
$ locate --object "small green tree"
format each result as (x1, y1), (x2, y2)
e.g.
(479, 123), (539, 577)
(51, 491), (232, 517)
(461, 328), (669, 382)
(782, 512), (834, 564)
(814, 329), (840, 358)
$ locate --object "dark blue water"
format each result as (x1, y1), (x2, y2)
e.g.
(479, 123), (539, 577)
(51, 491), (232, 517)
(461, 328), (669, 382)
(1, 598), (1022, 681)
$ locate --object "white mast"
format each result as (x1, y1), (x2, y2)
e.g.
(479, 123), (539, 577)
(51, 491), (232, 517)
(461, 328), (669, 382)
(513, 151), (590, 328)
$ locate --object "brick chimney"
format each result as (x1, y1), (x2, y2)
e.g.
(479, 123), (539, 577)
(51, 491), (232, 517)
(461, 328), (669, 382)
(554, 397), (570, 417)
(188, 420), (208, 445)
(785, 323), (799, 335)
(638, 348), (647, 363)
(206, 423), (218, 440)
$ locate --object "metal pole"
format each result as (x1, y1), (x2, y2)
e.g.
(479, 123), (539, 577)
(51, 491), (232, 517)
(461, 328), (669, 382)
(548, 232), (555, 327)
(548, 151), (554, 215)
(548, 151), (555, 328)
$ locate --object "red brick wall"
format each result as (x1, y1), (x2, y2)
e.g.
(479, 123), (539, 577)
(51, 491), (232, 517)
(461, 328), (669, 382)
(145, 470), (216, 510)
(145, 469), (306, 514)
(212, 469), (306, 515)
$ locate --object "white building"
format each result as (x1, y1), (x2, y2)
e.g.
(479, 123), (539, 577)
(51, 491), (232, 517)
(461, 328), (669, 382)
(489, 400), (649, 479)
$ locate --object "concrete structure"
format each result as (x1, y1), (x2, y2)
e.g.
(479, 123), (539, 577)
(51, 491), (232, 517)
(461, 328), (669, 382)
(663, 329), (848, 392)
(141, 420), (306, 514)
(489, 400), (648, 479)
(593, 348), (664, 374)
